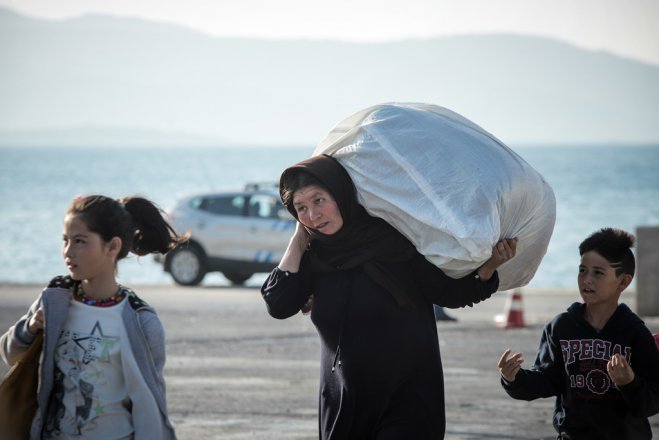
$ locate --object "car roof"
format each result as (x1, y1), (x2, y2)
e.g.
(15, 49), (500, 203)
(174, 183), (281, 201)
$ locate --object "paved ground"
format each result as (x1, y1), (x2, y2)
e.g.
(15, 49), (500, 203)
(1, 283), (657, 439)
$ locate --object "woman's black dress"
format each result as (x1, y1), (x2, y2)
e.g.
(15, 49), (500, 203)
(262, 252), (499, 440)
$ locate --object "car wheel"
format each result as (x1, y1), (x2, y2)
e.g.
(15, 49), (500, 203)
(223, 272), (252, 286)
(167, 245), (206, 286)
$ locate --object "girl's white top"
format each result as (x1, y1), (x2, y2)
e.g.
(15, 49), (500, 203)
(47, 300), (132, 439)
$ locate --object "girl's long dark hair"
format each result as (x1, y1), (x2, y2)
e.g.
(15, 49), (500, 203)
(67, 195), (188, 260)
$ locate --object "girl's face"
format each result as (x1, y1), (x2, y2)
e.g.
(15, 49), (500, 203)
(292, 185), (343, 235)
(578, 250), (631, 308)
(62, 214), (117, 281)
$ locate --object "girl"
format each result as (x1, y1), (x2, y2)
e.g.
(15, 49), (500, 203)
(262, 155), (517, 439)
(1, 195), (187, 439)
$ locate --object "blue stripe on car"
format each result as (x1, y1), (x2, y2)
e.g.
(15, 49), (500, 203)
(271, 220), (295, 231)
(254, 251), (274, 263)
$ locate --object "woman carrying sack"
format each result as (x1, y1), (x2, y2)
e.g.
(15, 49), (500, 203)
(262, 155), (517, 439)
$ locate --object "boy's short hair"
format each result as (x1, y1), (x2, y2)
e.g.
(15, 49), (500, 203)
(579, 228), (636, 277)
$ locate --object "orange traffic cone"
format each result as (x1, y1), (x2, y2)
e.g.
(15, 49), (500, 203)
(495, 290), (525, 328)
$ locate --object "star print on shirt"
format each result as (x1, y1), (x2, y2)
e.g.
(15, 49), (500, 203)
(94, 403), (106, 416)
(73, 321), (119, 364)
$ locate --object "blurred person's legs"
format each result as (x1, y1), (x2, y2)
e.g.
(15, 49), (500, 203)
(433, 305), (457, 322)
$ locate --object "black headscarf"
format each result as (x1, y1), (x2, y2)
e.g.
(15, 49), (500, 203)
(280, 154), (419, 306)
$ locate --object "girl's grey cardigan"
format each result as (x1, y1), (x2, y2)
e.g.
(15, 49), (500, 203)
(0, 276), (177, 440)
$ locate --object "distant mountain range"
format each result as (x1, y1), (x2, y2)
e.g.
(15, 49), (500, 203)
(1, 7), (658, 147)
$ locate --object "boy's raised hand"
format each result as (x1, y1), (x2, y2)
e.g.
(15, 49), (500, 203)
(498, 348), (524, 382)
(607, 354), (635, 386)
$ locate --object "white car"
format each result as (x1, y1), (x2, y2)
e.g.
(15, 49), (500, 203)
(158, 183), (295, 286)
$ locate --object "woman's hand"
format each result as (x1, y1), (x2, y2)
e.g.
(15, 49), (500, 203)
(292, 222), (310, 253)
(277, 222), (311, 273)
(28, 307), (44, 334)
(607, 354), (635, 386)
(498, 348), (523, 382)
(477, 237), (518, 281)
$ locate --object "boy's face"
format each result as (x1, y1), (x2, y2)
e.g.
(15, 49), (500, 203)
(578, 250), (632, 308)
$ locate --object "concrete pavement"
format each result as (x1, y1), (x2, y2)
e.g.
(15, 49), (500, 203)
(1, 284), (657, 439)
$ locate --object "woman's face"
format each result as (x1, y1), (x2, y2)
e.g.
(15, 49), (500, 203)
(292, 185), (343, 235)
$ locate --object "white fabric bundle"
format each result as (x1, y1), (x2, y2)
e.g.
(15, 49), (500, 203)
(313, 103), (555, 290)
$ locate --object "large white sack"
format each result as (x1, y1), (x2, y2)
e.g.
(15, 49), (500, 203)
(313, 102), (556, 290)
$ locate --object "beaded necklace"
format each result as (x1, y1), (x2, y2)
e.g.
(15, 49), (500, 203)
(73, 283), (126, 307)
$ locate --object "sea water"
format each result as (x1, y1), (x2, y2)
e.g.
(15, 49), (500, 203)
(1, 145), (657, 288)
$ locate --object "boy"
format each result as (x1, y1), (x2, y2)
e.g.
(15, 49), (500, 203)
(498, 228), (659, 439)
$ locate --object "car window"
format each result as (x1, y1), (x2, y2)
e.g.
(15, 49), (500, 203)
(188, 197), (204, 210)
(198, 195), (246, 216)
(247, 194), (282, 219)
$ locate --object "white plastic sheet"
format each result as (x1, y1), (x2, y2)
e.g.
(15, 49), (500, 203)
(313, 103), (555, 290)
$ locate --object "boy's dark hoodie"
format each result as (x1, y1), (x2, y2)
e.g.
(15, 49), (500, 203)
(502, 302), (659, 439)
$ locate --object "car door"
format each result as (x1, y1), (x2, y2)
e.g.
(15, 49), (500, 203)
(193, 194), (248, 260)
(243, 193), (295, 265)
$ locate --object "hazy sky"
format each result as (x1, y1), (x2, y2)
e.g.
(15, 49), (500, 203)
(2, 0), (658, 66)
